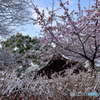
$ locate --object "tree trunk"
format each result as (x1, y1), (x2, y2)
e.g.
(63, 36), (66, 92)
(91, 60), (95, 70)
(88, 60), (95, 76)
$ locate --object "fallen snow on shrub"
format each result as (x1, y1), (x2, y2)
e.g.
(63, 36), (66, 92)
(0, 70), (100, 100)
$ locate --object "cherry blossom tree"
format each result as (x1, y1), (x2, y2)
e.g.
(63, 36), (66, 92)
(30, 0), (100, 71)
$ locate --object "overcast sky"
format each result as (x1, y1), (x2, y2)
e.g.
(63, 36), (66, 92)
(20, 0), (95, 38)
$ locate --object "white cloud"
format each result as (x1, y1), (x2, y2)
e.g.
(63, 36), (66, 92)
(34, 25), (41, 31)
(69, 0), (76, 5)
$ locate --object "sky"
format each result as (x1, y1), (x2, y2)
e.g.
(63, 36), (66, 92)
(20, 0), (95, 38)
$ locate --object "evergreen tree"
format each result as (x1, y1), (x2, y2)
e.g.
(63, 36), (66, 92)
(1, 33), (40, 54)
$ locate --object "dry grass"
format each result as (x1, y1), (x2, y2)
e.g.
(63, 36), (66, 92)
(0, 69), (100, 100)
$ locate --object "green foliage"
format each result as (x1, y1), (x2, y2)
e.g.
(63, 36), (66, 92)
(1, 33), (40, 54)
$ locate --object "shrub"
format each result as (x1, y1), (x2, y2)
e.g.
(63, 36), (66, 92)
(0, 70), (100, 100)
